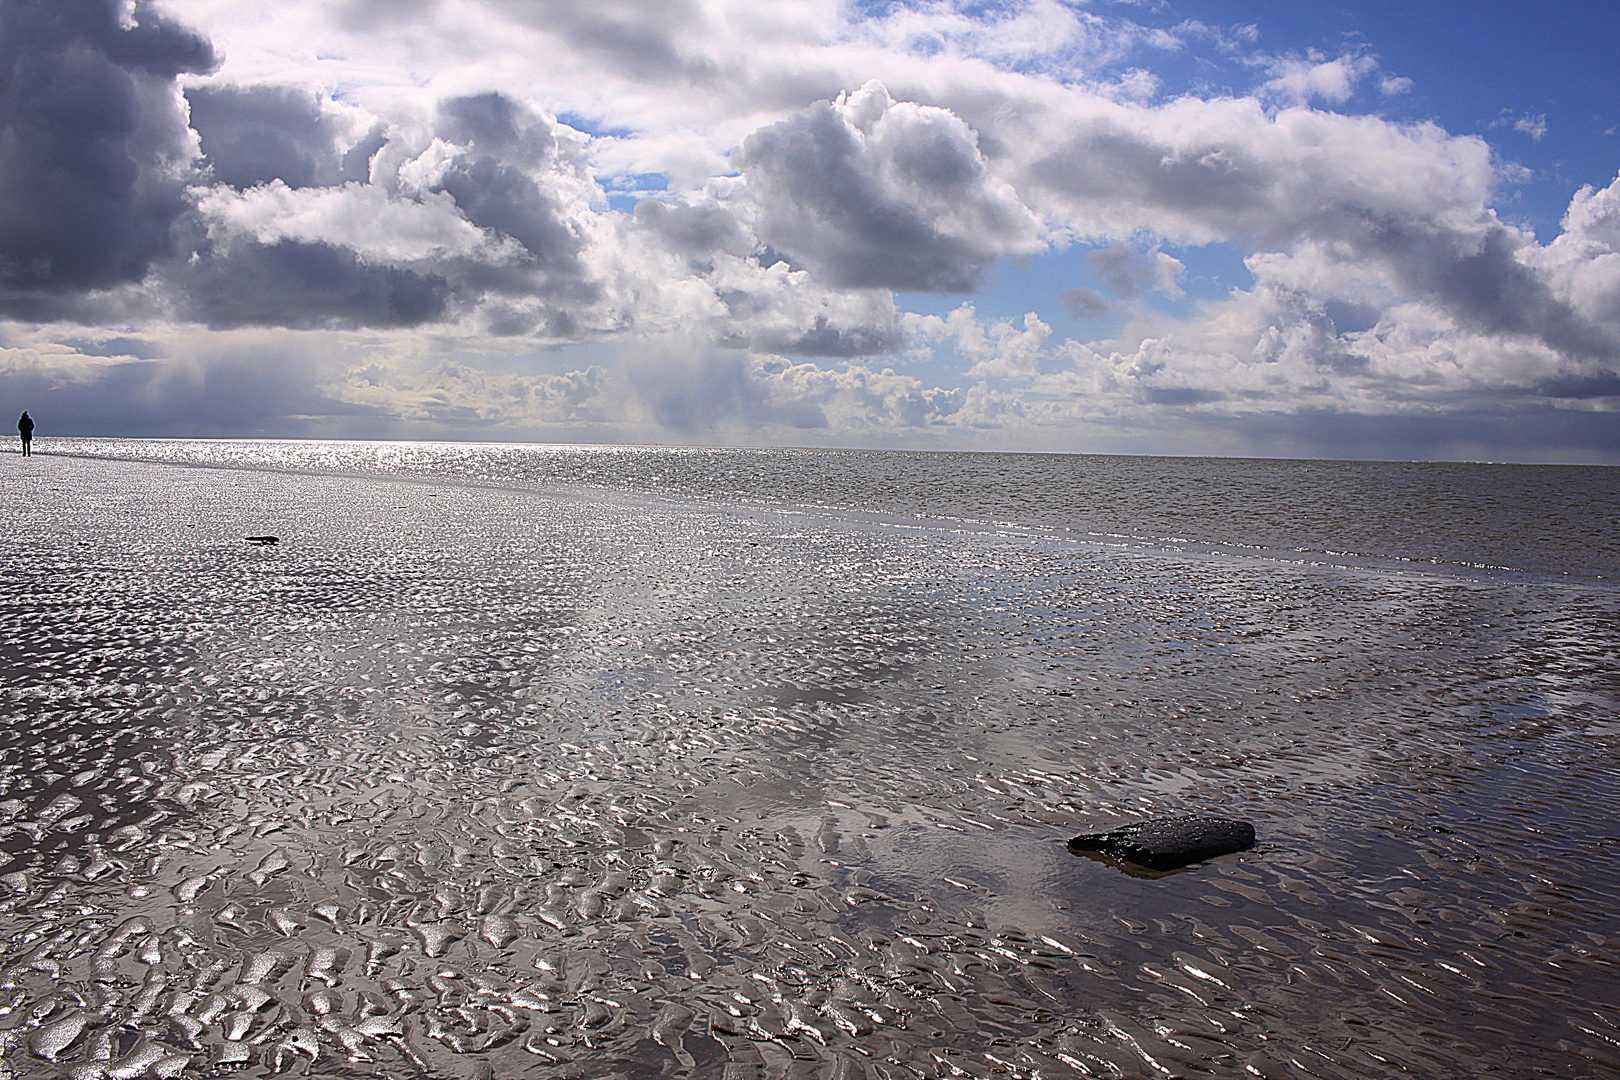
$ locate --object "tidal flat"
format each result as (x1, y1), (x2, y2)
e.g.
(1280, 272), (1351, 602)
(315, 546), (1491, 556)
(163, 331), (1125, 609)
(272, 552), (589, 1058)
(0, 449), (1617, 1079)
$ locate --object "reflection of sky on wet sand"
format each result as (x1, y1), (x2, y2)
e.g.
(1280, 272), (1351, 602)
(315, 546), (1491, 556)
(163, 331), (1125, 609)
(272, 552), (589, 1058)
(0, 452), (1617, 1079)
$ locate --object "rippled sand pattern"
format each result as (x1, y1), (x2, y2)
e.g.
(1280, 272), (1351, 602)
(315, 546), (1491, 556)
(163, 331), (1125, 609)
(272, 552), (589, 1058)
(1, 456), (1617, 1080)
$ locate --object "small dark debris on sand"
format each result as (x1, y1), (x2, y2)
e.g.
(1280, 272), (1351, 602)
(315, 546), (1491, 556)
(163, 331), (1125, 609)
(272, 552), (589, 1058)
(1068, 816), (1255, 871)
(245, 536), (279, 546)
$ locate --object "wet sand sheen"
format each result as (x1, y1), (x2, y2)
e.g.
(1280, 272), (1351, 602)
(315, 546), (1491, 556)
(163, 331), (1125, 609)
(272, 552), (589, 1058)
(0, 454), (1617, 1079)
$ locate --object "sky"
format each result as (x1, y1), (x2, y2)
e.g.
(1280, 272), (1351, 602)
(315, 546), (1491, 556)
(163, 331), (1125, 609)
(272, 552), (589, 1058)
(2, 0), (1619, 461)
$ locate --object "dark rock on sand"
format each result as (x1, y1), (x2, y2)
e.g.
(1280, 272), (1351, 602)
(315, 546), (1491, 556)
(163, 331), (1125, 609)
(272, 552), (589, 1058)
(245, 536), (279, 546)
(1068, 816), (1255, 871)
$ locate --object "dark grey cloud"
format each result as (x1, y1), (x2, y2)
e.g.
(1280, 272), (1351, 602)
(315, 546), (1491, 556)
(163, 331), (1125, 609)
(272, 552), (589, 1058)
(1343, 213), (1619, 364)
(504, 0), (717, 87)
(340, 0), (715, 85)
(0, 0), (214, 301)
(439, 92), (553, 168)
(705, 273), (903, 359)
(1140, 385), (1226, 406)
(85, 2), (214, 77)
(634, 199), (751, 262)
(1535, 372), (1620, 400)
(1088, 242), (1160, 298)
(1061, 286), (1111, 319)
(0, 286), (155, 324)
(736, 91), (1039, 293)
(476, 304), (579, 338)
(1322, 299), (1379, 335)
(186, 84), (354, 189)
(1027, 129), (1272, 239)
(441, 92), (524, 150)
(435, 156), (579, 267)
(169, 239), (452, 330)
(429, 93), (588, 291)
(753, 315), (903, 358)
(341, 125), (388, 183)
(336, 0), (438, 34)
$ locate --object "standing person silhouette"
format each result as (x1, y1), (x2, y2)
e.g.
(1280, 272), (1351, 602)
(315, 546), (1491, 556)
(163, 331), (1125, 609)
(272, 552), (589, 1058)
(17, 411), (33, 456)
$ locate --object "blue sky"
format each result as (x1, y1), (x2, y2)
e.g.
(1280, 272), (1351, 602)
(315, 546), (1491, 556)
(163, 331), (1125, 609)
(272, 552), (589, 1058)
(2, 0), (1618, 460)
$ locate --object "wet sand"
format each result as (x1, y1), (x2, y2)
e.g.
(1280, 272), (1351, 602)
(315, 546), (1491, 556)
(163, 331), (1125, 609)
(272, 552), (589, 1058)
(1, 453), (1617, 1079)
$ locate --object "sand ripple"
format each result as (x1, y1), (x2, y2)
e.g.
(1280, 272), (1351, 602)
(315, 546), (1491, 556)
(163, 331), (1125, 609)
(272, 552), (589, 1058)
(0, 456), (1616, 1079)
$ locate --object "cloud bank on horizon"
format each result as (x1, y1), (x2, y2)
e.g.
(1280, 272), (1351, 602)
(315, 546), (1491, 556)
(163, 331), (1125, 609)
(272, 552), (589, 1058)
(2, 0), (1618, 460)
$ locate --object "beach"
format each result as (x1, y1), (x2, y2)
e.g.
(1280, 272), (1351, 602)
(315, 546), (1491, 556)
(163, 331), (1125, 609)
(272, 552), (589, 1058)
(1, 444), (1617, 1079)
